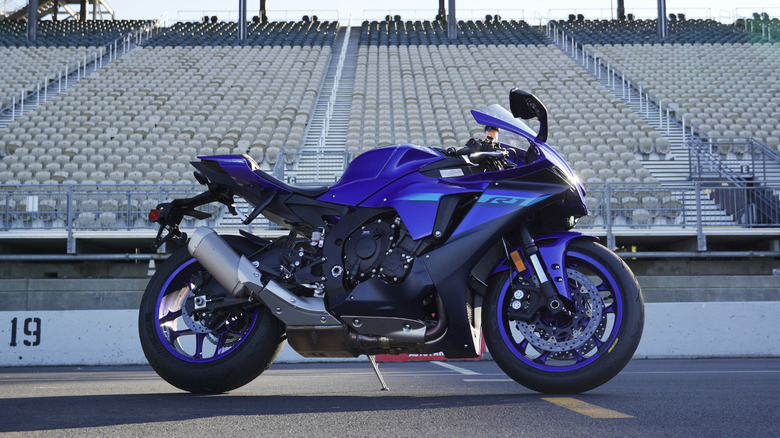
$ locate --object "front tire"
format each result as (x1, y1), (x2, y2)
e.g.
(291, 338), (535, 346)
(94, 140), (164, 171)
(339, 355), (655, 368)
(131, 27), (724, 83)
(139, 238), (286, 393)
(483, 239), (643, 394)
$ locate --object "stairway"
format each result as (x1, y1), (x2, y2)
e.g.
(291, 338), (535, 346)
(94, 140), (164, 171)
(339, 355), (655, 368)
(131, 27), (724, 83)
(554, 39), (736, 225)
(590, 68), (736, 225)
(216, 26), (359, 228)
(290, 26), (358, 185)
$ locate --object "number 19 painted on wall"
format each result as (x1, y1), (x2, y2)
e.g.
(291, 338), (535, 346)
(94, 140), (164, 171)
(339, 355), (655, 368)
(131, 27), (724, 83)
(9, 317), (41, 347)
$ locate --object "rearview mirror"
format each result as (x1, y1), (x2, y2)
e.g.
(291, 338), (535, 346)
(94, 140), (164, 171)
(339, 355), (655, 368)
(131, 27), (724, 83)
(509, 88), (546, 120)
(509, 88), (548, 142)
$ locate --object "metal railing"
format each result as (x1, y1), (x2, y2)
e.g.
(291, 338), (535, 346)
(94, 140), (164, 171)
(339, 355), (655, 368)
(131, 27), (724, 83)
(579, 181), (780, 250)
(581, 181), (779, 226)
(549, 21), (690, 139)
(550, 20), (780, 154)
(174, 9), (341, 23)
(0, 20), (160, 126)
(545, 7), (714, 22)
(2, 181), (778, 250)
(549, 21), (780, 192)
(688, 137), (780, 187)
(360, 9), (526, 22)
(0, 183), (217, 231)
(318, 20), (350, 155)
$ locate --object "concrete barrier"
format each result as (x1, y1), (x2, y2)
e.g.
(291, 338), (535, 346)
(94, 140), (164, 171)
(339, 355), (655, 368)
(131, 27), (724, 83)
(635, 302), (780, 358)
(2, 302), (779, 366)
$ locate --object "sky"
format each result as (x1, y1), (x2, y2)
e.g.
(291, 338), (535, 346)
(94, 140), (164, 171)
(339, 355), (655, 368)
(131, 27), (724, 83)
(7, 0), (777, 24)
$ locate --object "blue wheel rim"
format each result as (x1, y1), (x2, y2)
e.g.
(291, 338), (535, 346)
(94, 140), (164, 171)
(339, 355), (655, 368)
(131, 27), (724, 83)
(154, 258), (259, 363)
(497, 250), (623, 372)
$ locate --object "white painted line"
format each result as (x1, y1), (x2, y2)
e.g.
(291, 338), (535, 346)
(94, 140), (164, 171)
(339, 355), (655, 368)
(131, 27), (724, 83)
(622, 370), (780, 375)
(430, 361), (480, 375)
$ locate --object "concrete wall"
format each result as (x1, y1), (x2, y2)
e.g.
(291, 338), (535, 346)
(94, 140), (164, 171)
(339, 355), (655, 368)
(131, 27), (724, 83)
(2, 275), (777, 311)
(638, 275), (780, 302)
(2, 302), (779, 366)
(0, 278), (147, 311)
(0, 274), (777, 365)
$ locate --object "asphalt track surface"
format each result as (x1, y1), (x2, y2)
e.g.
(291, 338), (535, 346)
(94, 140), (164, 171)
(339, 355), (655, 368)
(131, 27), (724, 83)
(0, 358), (778, 437)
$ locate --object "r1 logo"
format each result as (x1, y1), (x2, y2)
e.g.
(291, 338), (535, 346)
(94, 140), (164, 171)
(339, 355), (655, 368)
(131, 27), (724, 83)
(9, 317), (41, 347)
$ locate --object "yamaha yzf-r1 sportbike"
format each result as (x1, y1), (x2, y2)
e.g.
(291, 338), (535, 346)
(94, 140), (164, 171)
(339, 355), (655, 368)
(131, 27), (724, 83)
(139, 88), (644, 394)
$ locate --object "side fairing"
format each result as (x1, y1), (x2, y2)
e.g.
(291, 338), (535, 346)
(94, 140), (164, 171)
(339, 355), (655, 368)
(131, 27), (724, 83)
(357, 166), (571, 241)
(451, 187), (555, 236)
(359, 175), (482, 239)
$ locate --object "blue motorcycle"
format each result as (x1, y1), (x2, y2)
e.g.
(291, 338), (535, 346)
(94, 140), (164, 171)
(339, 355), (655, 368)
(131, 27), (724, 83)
(139, 89), (644, 394)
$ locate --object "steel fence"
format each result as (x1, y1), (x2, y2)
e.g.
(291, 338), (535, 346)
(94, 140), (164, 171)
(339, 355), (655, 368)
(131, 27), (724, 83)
(687, 137), (780, 188)
(0, 184), (219, 232)
(2, 180), (778, 233)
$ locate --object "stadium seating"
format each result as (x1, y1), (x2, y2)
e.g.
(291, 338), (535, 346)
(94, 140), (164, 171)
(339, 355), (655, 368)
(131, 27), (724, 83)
(0, 20), (150, 47)
(553, 18), (760, 45)
(587, 42), (780, 153)
(0, 46), (97, 110)
(1, 44), (331, 191)
(2, 15), (773, 232)
(359, 18), (547, 46)
(742, 12), (780, 42)
(347, 17), (673, 226)
(350, 43), (662, 167)
(142, 20), (339, 47)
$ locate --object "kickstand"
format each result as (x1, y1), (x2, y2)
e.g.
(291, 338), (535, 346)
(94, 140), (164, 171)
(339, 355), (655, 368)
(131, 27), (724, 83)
(368, 355), (389, 391)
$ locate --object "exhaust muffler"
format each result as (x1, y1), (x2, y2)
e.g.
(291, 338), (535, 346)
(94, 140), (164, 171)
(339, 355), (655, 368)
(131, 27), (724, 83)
(188, 226), (259, 297)
(187, 227), (340, 326)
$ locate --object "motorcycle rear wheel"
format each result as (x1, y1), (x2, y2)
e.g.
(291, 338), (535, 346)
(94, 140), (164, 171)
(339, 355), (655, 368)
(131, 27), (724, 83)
(138, 237), (286, 393)
(483, 239), (644, 394)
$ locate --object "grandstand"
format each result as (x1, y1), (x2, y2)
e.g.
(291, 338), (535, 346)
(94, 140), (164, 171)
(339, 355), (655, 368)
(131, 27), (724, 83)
(551, 17), (761, 44)
(0, 19), (149, 46)
(1, 9), (779, 266)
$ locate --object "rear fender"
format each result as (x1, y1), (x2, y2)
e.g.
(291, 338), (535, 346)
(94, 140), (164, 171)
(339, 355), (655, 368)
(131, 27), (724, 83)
(494, 231), (598, 301)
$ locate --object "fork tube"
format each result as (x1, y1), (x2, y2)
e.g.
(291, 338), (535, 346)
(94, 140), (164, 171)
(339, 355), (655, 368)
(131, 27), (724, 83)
(519, 226), (562, 312)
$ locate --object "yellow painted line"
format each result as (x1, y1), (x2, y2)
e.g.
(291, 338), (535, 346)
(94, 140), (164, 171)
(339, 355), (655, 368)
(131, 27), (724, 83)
(462, 378), (514, 382)
(542, 397), (634, 419)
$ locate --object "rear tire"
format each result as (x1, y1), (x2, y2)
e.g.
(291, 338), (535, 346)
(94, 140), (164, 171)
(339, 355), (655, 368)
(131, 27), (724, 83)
(483, 239), (643, 394)
(139, 238), (286, 393)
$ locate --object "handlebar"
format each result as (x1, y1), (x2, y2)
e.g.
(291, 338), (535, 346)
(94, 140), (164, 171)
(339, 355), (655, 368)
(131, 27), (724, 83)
(446, 138), (508, 164)
(469, 150), (507, 160)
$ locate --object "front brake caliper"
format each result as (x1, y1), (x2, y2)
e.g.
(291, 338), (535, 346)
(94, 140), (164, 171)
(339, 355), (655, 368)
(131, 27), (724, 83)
(506, 277), (547, 322)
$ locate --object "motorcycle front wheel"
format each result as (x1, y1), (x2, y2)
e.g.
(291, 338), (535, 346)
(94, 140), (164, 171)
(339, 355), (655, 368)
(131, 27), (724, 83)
(483, 239), (644, 394)
(138, 237), (286, 393)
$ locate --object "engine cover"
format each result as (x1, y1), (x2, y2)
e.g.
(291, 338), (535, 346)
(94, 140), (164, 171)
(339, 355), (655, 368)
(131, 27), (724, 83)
(342, 216), (417, 288)
(343, 219), (394, 281)
(322, 209), (431, 301)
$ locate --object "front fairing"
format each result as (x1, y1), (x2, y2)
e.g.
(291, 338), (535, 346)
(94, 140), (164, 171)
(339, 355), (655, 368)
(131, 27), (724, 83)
(357, 105), (587, 240)
(361, 150), (584, 240)
(471, 104), (585, 201)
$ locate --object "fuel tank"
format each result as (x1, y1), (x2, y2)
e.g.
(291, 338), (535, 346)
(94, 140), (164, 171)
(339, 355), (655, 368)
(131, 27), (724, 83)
(318, 144), (444, 206)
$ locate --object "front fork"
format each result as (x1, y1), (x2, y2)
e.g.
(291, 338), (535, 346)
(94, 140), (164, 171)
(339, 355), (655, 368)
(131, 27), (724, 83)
(504, 229), (596, 322)
(518, 227), (565, 313)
